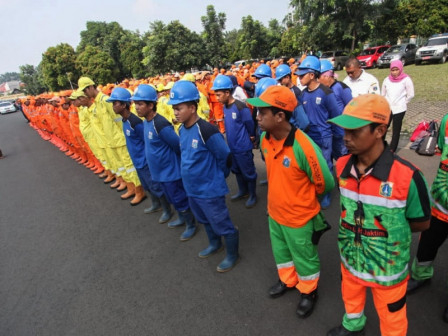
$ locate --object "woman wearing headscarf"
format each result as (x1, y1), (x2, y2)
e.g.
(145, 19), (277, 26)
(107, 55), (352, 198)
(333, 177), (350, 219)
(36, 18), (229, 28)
(381, 59), (415, 152)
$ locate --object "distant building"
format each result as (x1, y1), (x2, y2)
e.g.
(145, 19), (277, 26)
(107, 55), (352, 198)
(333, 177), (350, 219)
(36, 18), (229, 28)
(0, 81), (22, 95)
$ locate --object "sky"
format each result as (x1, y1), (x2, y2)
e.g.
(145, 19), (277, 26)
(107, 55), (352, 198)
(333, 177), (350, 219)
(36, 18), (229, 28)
(0, 0), (291, 74)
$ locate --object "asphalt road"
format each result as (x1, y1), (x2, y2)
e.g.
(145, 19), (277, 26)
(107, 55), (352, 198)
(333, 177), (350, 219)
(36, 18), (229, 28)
(1, 111), (447, 336)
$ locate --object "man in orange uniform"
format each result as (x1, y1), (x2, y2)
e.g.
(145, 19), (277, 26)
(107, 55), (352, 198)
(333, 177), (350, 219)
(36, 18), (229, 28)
(248, 86), (334, 318)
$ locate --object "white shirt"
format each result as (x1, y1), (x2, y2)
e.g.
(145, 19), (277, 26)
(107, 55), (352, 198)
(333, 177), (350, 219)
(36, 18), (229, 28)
(232, 86), (248, 103)
(343, 70), (380, 97)
(381, 76), (414, 114)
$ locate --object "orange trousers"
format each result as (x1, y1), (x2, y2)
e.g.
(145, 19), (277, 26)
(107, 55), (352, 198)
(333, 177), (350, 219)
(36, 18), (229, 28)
(341, 265), (408, 336)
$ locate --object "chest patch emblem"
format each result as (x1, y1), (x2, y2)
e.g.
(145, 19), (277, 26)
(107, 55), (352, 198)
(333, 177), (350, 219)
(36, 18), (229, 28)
(192, 139), (198, 149)
(232, 112), (237, 119)
(315, 97), (321, 105)
(148, 131), (153, 140)
(379, 181), (393, 198)
(282, 155), (291, 168)
(126, 129), (131, 136)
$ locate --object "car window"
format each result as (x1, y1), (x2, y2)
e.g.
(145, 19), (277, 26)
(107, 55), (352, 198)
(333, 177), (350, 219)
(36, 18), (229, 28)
(427, 38), (448, 46)
(0, 102), (10, 107)
(321, 52), (333, 58)
(388, 46), (402, 53)
(360, 49), (375, 56)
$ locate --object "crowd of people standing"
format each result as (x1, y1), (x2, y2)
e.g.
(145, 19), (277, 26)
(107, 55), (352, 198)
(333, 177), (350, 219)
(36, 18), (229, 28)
(10, 55), (448, 336)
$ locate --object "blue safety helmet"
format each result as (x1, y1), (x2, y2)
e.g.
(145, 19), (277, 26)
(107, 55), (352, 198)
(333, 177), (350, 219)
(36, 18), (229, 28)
(254, 77), (277, 97)
(211, 74), (234, 91)
(295, 56), (321, 76)
(106, 87), (132, 103)
(320, 59), (334, 73)
(131, 84), (158, 102)
(167, 80), (200, 105)
(252, 64), (272, 79)
(275, 64), (292, 81)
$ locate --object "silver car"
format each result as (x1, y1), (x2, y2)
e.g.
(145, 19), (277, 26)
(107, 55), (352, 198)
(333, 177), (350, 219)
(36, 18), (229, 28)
(0, 101), (18, 114)
(377, 44), (418, 68)
(320, 50), (350, 70)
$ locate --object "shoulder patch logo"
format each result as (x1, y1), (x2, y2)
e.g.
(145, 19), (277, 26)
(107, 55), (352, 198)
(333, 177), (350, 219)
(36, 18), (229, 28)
(339, 178), (347, 187)
(379, 181), (393, 198)
(192, 139), (198, 149)
(282, 155), (291, 168)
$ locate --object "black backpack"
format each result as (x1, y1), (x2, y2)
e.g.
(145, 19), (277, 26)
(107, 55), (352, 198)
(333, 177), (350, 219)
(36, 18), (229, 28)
(416, 120), (439, 156)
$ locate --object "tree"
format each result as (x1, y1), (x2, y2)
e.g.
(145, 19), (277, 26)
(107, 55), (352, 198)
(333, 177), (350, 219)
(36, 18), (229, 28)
(201, 5), (227, 67)
(0, 72), (20, 83)
(77, 21), (126, 79)
(41, 43), (79, 91)
(119, 31), (147, 79)
(142, 21), (205, 75)
(19, 64), (46, 95)
(75, 45), (116, 85)
(236, 16), (270, 59)
(266, 19), (285, 57)
(223, 29), (241, 62)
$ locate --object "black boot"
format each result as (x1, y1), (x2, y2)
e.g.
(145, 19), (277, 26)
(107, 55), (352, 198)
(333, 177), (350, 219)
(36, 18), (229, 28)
(231, 174), (248, 201)
(268, 279), (293, 298)
(296, 289), (318, 318)
(407, 277), (431, 294)
(144, 192), (162, 214)
(198, 224), (223, 258)
(327, 325), (365, 336)
(245, 179), (257, 208)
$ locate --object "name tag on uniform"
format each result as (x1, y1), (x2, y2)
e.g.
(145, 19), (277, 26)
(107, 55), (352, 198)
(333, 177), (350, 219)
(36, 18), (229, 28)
(316, 97), (321, 105)
(126, 129), (131, 136)
(232, 112), (237, 119)
(148, 131), (153, 139)
(192, 139), (198, 148)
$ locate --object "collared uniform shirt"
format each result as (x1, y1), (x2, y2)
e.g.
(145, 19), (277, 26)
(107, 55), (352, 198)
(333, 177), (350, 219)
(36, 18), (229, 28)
(343, 70), (380, 97)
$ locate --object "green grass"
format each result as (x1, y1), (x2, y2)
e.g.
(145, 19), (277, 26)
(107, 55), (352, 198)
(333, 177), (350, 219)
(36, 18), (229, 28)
(336, 62), (448, 102)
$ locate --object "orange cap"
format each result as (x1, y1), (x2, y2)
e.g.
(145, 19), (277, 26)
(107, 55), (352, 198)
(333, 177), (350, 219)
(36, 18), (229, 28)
(246, 85), (297, 112)
(328, 94), (390, 129)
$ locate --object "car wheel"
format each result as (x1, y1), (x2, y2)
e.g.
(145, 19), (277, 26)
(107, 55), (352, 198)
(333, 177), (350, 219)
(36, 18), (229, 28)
(372, 61), (377, 68)
(401, 58), (406, 66)
(336, 63), (342, 71)
(439, 53), (447, 64)
(415, 60), (421, 66)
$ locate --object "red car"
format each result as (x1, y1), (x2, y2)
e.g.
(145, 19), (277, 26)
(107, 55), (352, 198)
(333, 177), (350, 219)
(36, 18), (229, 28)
(356, 45), (390, 68)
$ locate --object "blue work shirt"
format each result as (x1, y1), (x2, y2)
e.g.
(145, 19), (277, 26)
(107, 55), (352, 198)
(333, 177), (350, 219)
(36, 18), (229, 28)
(180, 118), (232, 198)
(122, 113), (146, 169)
(302, 84), (342, 140)
(143, 114), (181, 182)
(223, 99), (254, 153)
(330, 80), (352, 136)
(288, 85), (309, 131)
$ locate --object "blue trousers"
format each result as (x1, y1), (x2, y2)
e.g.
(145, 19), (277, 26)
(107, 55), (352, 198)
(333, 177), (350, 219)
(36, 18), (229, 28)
(231, 150), (257, 180)
(312, 136), (333, 173)
(161, 179), (189, 211)
(188, 196), (236, 236)
(332, 135), (347, 161)
(136, 165), (163, 197)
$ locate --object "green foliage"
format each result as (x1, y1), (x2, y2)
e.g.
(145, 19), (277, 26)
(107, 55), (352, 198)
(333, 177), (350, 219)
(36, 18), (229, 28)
(399, 0), (448, 37)
(0, 72), (20, 83)
(142, 21), (205, 75)
(41, 43), (78, 91)
(119, 31), (147, 79)
(236, 16), (270, 59)
(75, 45), (116, 85)
(19, 64), (46, 95)
(201, 5), (227, 67)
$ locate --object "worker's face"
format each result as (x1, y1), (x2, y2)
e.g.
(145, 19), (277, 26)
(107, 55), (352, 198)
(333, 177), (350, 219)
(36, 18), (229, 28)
(134, 101), (152, 119)
(112, 101), (126, 115)
(215, 90), (230, 105)
(279, 75), (291, 87)
(61, 102), (70, 110)
(83, 86), (96, 98)
(256, 107), (280, 133)
(345, 65), (362, 80)
(77, 96), (89, 107)
(319, 74), (333, 87)
(72, 99), (81, 108)
(173, 102), (196, 125)
(343, 124), (387, 155)
(299, 72), (313, 86)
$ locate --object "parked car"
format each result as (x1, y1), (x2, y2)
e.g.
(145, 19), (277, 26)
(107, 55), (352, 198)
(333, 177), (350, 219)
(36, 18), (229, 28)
(356, 45), (390, 68)
(0, 101), (17, 114)
(415, 33), (448, 65)
(377, 44), (418, 68)
(320, 50), (349, 70)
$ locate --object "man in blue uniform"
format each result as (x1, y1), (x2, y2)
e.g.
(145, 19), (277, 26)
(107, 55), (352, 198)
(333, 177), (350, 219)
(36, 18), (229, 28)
(212, 75), (257, 209)
(319, 60), (352, 160)
(132, 84), (197, 242)
(295, 56), (342, 209)
(168, 81), (239, 273)
(106, 87), (172, 223)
